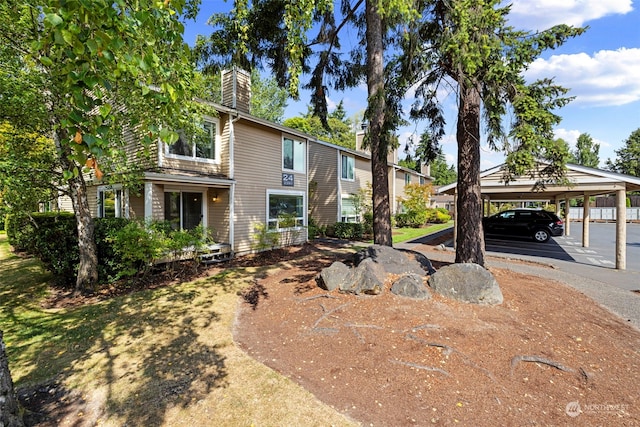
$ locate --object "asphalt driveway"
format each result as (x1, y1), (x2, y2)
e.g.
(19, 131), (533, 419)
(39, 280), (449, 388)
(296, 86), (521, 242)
(484, 222), (640, 274)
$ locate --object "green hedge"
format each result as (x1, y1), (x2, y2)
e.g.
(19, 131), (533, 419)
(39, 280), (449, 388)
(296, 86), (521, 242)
(395, 211), (428, 228)
(6, 213), (214, 287)
(331, 222), (364, 240)
(5, 213), (129, 286)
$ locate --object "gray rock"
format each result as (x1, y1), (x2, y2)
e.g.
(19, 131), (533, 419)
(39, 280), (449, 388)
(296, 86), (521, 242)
(399, 249), (437, 275)
(316, 261), (352, 291)
(391, 274), (431, 300)
(354, 244), (427, 276)
(344, 258), (385, 295)
(428, 263), (503, 305)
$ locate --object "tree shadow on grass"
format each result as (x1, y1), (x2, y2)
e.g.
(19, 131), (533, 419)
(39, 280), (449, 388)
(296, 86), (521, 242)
(1, 243), (230, 426)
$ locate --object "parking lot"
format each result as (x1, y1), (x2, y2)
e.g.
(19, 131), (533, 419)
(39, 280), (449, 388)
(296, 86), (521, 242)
(484, 222), (640, 274)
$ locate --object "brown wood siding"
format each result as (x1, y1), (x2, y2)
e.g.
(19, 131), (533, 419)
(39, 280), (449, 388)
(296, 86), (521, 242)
(207, 188), (231, 244)
(128, 192), (144, 219)
(391, 168), (408, 213)
(123, 127), (157, 170)
(57, 195), (74, 213)
(219, 114), (231, 177)
(86, 185), (98, 217)
(232, 121), (308, 253)
(221, 68), (251, 113)
(150, 183), (164, 221)
(309, 143), (339, 226)
(341, 156), (372, 195)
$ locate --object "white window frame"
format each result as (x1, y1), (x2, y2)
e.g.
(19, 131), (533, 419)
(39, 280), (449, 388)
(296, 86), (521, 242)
(282, 137), (305, 173)
(341, 154), (355, 181)
(340, 194), (358, 223)
(97, 185), (128, 218)
(405, 172), (411, 185)
(266, 189), (306, 230)
(165, 117), (221, 164)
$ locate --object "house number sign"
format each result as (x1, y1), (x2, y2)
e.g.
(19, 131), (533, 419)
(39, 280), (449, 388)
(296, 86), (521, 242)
(282, 173), (294, 186)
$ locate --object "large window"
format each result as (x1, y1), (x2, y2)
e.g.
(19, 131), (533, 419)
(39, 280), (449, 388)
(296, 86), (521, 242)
(283, 137), (305, 172)
(98, 186), (126, 218)
(341, 195), (358, 223)
(268, 191), (304, 230)
(341, 154), (355, 181)
(167, 119), (219, 162)
(164, 191), (203, 230)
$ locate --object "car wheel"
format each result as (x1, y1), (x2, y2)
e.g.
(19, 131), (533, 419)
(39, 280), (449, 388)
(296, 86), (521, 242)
(533, 229), (550, 243)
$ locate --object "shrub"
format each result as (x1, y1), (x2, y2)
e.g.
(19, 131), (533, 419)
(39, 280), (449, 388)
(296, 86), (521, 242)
(108, 220), (165, 280)
(31, 213), (78, 286)
(363, 212), (373, 236)
(4, 212), (29, 251)
(6, 212), (218, 285)
(395, 210), (428, 228)
(332, 222), (363, 240)
(95, 217), (132, 281)
(252, 222), (280, 251)
(307, 217), (326, 239)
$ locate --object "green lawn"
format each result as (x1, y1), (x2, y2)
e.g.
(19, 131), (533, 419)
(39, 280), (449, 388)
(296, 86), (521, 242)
(392, 221), (453, 244)
(0, 233), (356, 426)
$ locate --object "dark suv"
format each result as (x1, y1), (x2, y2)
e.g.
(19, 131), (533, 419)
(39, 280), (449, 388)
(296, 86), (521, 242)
(482, 209), (564, 243)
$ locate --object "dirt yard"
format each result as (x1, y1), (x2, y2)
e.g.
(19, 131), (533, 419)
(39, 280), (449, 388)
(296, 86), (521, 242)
(18, 238), (640, 426)
(234, 241), (640, 426)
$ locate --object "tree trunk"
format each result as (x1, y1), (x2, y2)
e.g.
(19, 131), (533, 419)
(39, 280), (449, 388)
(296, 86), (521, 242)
(0, 331), (24, 427)
(455, 83), (485, 266)
(52, 130), (99, 293)
(69, 171), (99, 292)
(366, 0), (392, 247)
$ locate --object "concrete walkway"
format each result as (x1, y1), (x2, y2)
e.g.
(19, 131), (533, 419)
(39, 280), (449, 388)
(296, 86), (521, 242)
(396, 231), (640, 332)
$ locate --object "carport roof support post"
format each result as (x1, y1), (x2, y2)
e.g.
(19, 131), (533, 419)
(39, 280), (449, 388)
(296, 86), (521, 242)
(583, 194), (590, 248)
(616, 189), (626, 270)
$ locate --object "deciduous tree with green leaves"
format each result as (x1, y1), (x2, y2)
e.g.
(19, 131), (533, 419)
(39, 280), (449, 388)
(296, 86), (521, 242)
(394, 0), (584, 265)
(0, 123), (62, 216)
(284, 102), (356, 149)
(572, 133), (600, 168)
(0, 0), (202, 291)
(606, 128), (640, 177)
(198, 0), (419, 247)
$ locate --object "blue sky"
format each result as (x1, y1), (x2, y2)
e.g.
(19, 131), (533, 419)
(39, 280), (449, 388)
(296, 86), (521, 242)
(184, 1), (640, 171)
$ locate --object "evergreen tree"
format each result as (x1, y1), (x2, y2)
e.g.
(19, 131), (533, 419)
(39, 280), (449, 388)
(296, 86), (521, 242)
(198, 0), (419, 246)
(572, 133), (600, 168)
(606, 128), (640, 177)
(431, 150), (457, 186)
(394, 0), (584, 265)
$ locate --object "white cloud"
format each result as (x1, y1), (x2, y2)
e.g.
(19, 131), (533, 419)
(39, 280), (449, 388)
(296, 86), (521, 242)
(554, 128), (582, 145)
(325, 96), (337, 112)
(507, 0), (633, 29)
(555, 128), (611, 149)
(525, 48), (640, 107)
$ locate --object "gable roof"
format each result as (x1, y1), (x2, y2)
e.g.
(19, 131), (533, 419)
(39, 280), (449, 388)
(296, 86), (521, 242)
(437, 162), (640, 200)
(209, 100), (429, 179)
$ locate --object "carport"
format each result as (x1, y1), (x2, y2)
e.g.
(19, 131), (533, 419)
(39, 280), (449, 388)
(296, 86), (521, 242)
(437, 162), (640, 270)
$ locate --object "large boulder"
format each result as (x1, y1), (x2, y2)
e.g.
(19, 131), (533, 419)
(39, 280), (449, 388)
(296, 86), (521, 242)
(353, 245), (427, 276)
(346, 258), (385, 295)
(428, 263), (503, 305)
(391, 273), (431, 300)
(399, 249), (437, 275)
(317, 261), (352, 291)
